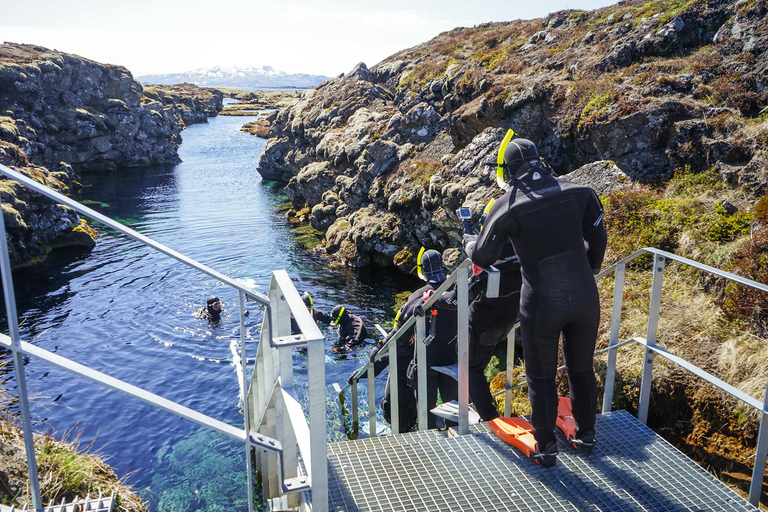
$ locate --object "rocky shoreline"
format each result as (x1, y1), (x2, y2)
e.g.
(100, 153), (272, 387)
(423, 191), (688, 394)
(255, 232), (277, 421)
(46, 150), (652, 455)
(0, 43), (223, 268)
(256, 0), (767, 272)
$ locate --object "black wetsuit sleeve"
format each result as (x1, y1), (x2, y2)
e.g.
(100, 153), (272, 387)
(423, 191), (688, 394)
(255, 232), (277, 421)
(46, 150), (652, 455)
(433, 282), (469, 311)
(338, 321), (356, 346)
(313, 309), (333, 324)
(582, 190), (608, 273)
(467, 193), (517, 268)
(400, 288), (428, 319)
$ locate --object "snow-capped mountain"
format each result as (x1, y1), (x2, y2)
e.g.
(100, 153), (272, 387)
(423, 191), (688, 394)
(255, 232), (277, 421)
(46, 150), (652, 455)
(136, 65), (329, 89)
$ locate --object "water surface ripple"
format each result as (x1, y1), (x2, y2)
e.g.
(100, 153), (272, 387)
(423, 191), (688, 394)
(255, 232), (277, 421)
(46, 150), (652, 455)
(8, 109), (415, 511)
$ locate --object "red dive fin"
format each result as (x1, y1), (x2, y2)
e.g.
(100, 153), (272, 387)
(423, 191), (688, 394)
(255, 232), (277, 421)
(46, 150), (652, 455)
(556, 396), (577, 441)
(489, 417), (537, 459)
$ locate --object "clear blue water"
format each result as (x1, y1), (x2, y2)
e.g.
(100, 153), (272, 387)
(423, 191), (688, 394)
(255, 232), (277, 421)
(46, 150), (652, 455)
(7, 108), (415, 510)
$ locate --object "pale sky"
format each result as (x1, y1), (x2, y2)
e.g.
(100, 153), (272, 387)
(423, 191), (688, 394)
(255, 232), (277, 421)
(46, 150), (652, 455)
(1, 0), (617, 78)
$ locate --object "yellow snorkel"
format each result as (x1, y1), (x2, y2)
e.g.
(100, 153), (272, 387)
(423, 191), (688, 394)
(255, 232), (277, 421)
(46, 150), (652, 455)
(332, 306), (346, 325)
(496, 129), (515, 190)
(416, 247), (426, 281)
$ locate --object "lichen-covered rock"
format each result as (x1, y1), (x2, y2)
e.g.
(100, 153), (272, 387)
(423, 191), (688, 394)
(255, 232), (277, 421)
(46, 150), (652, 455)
(256, 0), (768, 275)
(142, 83), (223, 126)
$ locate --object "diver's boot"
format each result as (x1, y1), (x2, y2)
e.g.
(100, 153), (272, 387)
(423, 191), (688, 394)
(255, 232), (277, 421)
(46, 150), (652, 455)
(571, 433), (595, 455)
(532, 441), (558, 467)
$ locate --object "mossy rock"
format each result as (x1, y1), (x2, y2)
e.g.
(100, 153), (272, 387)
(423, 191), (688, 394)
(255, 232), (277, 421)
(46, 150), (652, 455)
(1, 203), (27, 230)
(0, 116), (19, 142)
(0, 63), (27, 85)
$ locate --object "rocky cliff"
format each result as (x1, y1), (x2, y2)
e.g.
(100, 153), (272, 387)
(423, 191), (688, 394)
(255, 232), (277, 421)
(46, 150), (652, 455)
(0, 43), (222, 268)
(257, 0), (768, 270)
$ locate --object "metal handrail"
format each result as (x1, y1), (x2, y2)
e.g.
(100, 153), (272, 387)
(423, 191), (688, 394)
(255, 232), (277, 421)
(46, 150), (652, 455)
(348, 259), (472, 435)
(0, 165), (268, 305)
(344, 245), (768, 507)
(0, 163), (328, 511)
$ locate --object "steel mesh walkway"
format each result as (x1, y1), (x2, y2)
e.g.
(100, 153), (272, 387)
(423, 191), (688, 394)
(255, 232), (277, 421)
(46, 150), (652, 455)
(327, 410), (756, 512)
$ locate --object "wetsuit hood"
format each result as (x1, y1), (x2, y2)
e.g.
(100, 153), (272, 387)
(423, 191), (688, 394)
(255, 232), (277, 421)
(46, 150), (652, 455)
(418, 249), (446, 285)
(302, 292), (313, 313)
(206, 295), (222, 320)
(498, 136), (540, 188)
(331, 305), (349, 325)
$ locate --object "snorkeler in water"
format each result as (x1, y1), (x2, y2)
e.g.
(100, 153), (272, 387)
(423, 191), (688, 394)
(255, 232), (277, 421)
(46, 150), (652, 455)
(199, 295), (222, 322)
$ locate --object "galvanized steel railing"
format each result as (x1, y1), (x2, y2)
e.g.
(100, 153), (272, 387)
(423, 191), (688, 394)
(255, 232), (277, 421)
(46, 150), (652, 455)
(346, 245), (768, 507)
(347, 258), (472, 436)
(0, 163), (328, 512)
(595, 248), (768, 507)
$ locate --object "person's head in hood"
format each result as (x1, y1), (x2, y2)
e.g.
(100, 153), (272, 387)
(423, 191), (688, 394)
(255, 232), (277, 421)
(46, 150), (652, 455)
(418, 248), (446, 285)
(302, 292), (313, 314)
(330, 305), (349, 326)
(496, 129), (540, 189)
(206, 295), (222, 321)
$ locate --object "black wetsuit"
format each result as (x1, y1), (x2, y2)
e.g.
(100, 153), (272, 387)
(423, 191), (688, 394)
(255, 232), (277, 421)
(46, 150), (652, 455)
(402, 283), (458, 429)
(468, 162), (607, 448)
(441, 240), (523, 421)
(335, 312), (370, 352)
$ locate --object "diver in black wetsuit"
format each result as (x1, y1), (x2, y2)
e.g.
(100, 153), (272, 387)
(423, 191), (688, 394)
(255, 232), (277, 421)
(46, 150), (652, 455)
(348, 313), (417, 433)
(445, 200), (523, 421)
(406, 249), (459, 429)
(200, 295), (222, 322)
(467, 132), (607, 466)
(330, 304), (370, 352)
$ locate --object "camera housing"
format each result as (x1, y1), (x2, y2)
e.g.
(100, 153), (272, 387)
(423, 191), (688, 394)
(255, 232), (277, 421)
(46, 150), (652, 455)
(456, 207), (472, 220)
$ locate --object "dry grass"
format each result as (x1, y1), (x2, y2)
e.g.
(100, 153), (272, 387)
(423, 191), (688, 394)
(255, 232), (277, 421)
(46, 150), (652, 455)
(0, 366), (146, 511)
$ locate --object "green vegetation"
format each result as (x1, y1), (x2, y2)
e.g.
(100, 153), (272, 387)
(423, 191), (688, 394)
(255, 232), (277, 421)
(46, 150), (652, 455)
(399, 59), (453, 90)
(577, 87), (618, 131)
(602, 167), (751, 264)
(409, 160), (441, 186)
(0, 380), (146, 511)
(636, 0), (706, 25)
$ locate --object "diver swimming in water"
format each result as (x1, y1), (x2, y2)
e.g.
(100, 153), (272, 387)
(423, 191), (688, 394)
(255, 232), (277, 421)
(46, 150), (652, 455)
(198, 295), (222, 323)
(330, 304), (370, 353)
(291, 291), (333, 334)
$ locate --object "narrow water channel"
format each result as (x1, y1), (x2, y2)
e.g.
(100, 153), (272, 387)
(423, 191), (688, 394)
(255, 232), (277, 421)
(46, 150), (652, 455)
(7, 107), (416, 511)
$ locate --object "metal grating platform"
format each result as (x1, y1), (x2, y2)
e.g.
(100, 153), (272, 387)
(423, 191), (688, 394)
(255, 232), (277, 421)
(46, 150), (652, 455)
(327, 410), (757, 512)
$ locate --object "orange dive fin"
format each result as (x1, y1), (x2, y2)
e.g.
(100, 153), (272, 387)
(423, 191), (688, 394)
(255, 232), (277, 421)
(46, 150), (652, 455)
(488, 417), (537, 459)
(556, 396), (577, 441)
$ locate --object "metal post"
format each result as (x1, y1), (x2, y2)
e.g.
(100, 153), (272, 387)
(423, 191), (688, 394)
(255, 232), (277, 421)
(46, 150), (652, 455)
(239, 292), (254, 512)
(416, 316), (428, 430)
(307, 331), (327, 512)
(389, 336), (399, 433)
(0, 197), (42, 510)
(368, 361), (376, 436)
(748, 377), (768, 506)
(504, 326), (517, 418)
(603, 263), (626, 413)
(638, 253), (665, 424)
(351, 381), (359, 438)
(271, 289), (293, 389)
(457, 265), (469, 435)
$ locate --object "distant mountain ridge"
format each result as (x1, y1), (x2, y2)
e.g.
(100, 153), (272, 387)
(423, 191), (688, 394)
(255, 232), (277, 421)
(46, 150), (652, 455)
(136, 65), (330, 89)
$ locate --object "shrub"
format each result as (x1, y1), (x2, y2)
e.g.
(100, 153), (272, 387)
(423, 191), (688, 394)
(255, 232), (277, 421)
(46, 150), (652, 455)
(718, 226), (768, 335)
(409, 160), (442, 186)
(706, 202), (752, 242)
(753, 195), (768, 224)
